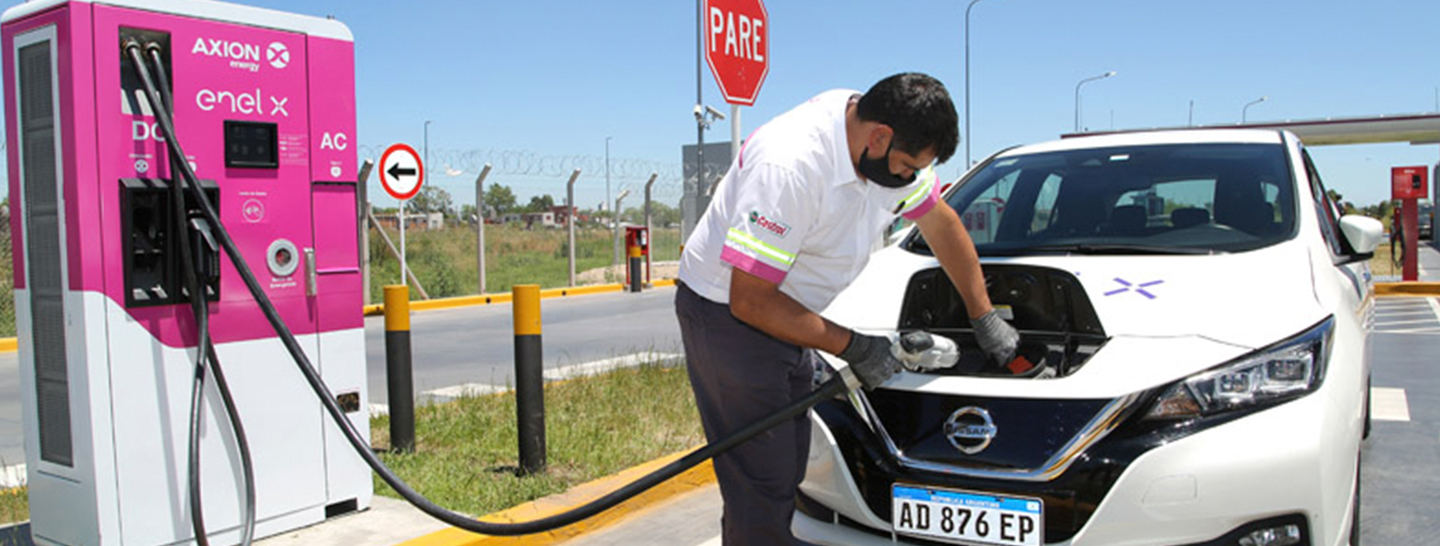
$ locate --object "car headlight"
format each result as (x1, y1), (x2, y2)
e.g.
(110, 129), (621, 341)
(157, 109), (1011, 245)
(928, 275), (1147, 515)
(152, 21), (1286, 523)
(1145, 316), (1333, 420)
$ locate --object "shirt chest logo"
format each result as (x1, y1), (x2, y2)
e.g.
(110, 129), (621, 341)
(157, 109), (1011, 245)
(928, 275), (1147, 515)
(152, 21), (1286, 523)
(749, 211), (791, 238)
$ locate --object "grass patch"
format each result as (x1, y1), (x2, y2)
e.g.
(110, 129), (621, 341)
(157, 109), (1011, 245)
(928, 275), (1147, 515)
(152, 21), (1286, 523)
(369, 359), (702, 517)
(0, 487), (26, 525)
(1370, 241), (1402, 278)
(0, 361), (701, 526)
(369, 225), (682, 302)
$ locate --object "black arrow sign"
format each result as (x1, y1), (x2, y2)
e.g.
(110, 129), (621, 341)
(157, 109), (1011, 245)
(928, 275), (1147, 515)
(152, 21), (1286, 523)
(387, 163), (417, 180)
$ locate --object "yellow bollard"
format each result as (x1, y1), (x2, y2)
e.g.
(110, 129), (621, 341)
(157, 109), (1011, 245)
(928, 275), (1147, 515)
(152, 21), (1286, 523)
(383, 285), (414, 452)
(512, 284), (545, 474)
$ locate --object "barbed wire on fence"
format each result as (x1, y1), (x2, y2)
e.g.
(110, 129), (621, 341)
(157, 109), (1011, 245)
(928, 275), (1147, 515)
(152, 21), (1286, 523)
(358, 145), (684, 183)
(357, 144), (692, 206)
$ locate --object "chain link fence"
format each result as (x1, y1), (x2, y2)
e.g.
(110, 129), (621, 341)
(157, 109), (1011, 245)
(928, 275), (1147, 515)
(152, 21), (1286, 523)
(365, 219), (683, 304)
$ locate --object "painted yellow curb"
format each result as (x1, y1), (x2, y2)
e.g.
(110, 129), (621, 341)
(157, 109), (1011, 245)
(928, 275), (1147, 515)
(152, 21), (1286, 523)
(396, 450), (715, 546)
(1375, 282), (1440, 297)
(0, 338), (15, 353)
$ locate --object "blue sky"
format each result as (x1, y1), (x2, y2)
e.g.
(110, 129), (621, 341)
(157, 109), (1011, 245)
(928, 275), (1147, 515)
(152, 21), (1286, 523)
(25, 0), (1440, 211)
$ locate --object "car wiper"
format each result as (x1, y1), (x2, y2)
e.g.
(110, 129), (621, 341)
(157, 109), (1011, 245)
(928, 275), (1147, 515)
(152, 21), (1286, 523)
(991, 244), (1219, 256)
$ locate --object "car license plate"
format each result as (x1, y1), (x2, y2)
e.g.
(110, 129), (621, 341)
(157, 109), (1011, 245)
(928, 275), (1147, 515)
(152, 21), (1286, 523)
(892, 484), (1043, 546)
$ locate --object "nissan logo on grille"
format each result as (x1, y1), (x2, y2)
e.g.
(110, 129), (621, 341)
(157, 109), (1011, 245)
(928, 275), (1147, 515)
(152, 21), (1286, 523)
(944, 406), (996, 455)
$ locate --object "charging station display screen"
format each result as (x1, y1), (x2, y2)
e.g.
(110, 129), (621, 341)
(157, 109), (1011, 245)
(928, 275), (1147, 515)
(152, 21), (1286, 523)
(225, 120), (278, 168)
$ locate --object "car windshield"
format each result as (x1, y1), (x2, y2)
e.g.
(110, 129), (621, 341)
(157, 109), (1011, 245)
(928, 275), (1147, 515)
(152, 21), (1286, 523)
(908, 142), (1297, 256)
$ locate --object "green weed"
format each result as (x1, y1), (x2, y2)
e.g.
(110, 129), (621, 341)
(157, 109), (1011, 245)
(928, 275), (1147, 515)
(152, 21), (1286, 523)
(369, 359), (702, 517)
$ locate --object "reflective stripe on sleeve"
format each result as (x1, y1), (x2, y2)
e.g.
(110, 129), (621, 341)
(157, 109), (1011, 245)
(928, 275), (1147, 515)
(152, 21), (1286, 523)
(721, 246), (787, 284)
(899, 169), (937, 212)
(725, 228), (796, 266)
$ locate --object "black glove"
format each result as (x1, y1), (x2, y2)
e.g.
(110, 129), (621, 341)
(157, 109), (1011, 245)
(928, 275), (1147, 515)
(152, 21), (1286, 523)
(837, 332), (903, 390)
(973, 309), (1019, 367)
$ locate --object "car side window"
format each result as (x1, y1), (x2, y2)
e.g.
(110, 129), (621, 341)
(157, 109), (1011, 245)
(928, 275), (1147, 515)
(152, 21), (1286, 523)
(1302, 150), (1345, 256)
(959, 171), (1021, 244)
(1029, 174), (1062, 234)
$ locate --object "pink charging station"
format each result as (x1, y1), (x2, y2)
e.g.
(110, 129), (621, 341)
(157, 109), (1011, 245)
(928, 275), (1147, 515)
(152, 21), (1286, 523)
(3, 0), (370, 544)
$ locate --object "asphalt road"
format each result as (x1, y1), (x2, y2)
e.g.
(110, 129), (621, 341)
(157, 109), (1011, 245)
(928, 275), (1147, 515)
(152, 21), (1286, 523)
(364, 286), (683, 404)
(0, 286), (683, 472)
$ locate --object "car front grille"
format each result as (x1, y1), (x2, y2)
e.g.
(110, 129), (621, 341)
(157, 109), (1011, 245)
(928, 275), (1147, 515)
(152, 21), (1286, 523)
(810, 390), (1162, 544)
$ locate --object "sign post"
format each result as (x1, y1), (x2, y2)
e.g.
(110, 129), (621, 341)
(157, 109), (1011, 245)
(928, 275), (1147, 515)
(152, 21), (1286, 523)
(380, 143), (424, 287)
(705, 0), (769, 166)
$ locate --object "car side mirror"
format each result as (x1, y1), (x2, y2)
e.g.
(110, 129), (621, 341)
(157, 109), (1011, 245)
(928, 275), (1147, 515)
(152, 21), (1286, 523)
(1337, 215), (1383, 263)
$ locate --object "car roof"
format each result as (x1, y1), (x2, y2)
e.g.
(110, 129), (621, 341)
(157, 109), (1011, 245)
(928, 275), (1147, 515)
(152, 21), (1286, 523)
(999, 129), (1287, 157)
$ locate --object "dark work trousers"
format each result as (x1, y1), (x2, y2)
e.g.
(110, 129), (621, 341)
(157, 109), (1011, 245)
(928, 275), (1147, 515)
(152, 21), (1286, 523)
(675, 283), (817, 546)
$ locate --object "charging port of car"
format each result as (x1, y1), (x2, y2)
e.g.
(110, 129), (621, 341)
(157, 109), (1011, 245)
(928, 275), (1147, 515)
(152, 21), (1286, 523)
(897, 265), (1108, 378)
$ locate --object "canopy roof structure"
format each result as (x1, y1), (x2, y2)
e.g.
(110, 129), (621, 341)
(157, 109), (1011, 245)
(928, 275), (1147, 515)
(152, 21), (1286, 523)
(1062, 113), (1440, 146)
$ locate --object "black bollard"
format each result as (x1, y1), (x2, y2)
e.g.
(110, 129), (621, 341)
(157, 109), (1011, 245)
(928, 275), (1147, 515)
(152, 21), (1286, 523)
(628, 245), (642, 292)
(384, 285), (415, 453)
(513, 284), (545, 474)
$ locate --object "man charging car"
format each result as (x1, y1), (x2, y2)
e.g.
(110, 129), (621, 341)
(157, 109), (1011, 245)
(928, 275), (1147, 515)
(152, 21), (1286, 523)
(674, 72), (1020, 546)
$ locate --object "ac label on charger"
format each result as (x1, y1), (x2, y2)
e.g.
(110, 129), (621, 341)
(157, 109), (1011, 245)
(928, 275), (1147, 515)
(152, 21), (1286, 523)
(321, 132), (347, 150)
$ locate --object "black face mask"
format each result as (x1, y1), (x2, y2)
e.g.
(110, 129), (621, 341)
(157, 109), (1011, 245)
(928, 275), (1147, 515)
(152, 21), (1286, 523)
(857, 141), (916, 188)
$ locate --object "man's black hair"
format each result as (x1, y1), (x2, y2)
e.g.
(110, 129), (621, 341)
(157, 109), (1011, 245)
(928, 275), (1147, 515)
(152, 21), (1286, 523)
(855, 72), (959, 164)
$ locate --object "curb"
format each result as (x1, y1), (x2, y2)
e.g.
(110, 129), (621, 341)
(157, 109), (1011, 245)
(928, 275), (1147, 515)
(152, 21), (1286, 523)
(395, 449), (714, 546)
(1375, 282), (1440, 297)
(0, 280), (681, 353)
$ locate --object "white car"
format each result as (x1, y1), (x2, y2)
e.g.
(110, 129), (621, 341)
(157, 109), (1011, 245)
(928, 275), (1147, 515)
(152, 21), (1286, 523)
(800, 130), (1382, 546)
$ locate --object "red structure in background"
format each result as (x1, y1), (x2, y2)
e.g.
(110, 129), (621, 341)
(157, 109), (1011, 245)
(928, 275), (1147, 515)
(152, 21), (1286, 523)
(1392, 166), (1427, 281)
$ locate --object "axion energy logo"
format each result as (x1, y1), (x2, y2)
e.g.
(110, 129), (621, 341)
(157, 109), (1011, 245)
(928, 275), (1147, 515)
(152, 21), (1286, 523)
(267, 42), (290, 69)
(748, 210), (790, 238)
(192, 37), (290, 72)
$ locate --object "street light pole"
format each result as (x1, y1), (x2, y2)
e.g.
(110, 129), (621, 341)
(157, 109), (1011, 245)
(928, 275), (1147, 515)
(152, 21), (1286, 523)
(965, 0), (997, 168)
(1242, 95), (1268, 123)
(1074, 71), (1116, 132)
(696, 0), (706, 229)
(423, 120), (431, 194)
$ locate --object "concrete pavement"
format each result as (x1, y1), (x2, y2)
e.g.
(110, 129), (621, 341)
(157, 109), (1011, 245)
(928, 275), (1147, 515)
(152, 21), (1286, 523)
(255, 497), (449, 546)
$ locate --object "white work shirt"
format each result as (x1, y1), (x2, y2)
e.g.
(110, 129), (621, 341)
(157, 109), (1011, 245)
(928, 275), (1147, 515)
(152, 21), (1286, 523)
(678, 89), (941, 312)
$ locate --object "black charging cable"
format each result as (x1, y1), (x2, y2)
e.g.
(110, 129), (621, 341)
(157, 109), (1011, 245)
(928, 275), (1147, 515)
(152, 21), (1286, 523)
(127, 40), (258, 546)
(125, 39), (852, 536)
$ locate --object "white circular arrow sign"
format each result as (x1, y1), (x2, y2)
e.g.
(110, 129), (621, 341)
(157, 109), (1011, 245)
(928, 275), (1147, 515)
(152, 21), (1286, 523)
(380, 143), (424, 201)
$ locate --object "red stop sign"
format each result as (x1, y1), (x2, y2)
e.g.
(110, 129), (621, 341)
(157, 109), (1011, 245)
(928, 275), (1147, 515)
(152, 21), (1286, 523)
(705, 0), (769, 106)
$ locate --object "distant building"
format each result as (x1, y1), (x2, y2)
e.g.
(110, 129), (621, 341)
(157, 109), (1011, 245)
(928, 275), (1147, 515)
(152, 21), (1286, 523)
(550, 205), (577, 227)
(522, 211), (558, 229)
